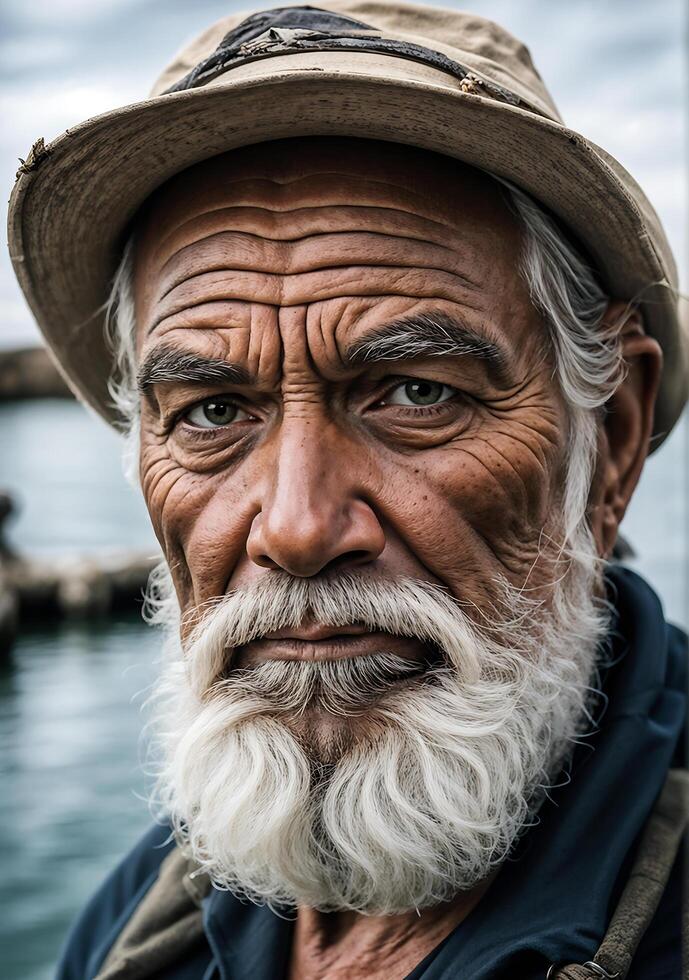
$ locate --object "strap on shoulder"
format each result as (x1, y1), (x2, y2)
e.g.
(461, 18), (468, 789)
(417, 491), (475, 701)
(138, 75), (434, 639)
(548, 768), (689, 980)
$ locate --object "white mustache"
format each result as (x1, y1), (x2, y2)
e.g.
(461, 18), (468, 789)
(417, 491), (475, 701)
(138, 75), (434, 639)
(227, 652), (427, 717)
(183, 570), (496, 697)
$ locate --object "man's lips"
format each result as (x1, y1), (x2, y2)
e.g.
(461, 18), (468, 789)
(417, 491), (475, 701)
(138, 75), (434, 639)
(233, 628), (431, 668)
(262, 623), (370, 642)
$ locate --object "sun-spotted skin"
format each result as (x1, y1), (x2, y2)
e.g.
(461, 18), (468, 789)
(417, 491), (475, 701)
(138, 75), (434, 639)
(132, 137), (660, 638)
(133, 140), (570, 633)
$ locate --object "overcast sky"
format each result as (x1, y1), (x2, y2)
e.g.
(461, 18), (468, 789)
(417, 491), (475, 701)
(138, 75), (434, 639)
(0, 0), (686, 346)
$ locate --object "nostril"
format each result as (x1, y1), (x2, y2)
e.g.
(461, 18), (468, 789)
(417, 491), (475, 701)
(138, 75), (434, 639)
(325, 550), (374, 573)
(253, 553), (282, 570)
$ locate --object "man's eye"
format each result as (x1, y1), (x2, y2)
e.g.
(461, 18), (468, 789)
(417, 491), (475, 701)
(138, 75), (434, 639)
(184, 398), (248, 428)
(383, 380), (456, 407)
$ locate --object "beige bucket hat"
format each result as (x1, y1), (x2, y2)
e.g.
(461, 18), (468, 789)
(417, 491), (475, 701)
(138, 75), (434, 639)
(7, 0), (687, 445)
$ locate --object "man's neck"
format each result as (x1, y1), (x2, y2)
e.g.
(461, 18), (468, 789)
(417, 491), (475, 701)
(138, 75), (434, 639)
(288, 874), (496, 980)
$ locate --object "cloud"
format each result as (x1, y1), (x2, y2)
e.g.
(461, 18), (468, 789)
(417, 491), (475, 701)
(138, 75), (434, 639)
(1, 0), (686, 347)
(2, 0), (146, 30)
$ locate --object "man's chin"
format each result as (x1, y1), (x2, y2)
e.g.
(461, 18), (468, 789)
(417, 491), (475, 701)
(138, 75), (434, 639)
(265, 663), (434, 764)
(283, 708), (392, 765)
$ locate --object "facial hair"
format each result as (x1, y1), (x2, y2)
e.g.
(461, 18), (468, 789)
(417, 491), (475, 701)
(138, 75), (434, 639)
(145, 522), (609, 916)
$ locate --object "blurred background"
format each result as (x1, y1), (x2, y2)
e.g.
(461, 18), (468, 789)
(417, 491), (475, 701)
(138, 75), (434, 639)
(0, 1), (686, 977)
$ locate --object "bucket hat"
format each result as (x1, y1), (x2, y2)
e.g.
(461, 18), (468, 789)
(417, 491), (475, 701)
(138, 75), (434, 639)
(7, 0), (687, 445)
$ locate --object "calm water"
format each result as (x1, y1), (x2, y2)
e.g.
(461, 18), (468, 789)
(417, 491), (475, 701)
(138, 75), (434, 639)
(0, 621), (159, 980)
(0, 398), (686, 979)
(1, 401), (159, 980)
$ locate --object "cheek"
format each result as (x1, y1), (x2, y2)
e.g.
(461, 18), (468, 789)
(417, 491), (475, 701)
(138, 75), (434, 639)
(381, 456), (493, 606)
(141, 440), (257, 612)
(181, 481), (256, 605)
(375, 421), (565, 603)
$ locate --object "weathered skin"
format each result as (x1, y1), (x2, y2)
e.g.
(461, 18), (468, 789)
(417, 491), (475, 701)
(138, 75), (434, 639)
(132, 137), (661, 980)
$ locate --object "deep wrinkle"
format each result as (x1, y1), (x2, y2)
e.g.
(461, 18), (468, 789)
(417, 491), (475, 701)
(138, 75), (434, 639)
(155, 232), (466, 302)
(138, 309), (511, 401)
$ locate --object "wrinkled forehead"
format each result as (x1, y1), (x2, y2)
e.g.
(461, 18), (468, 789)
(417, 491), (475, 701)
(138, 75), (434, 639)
(134, 137), (520, 260)
(131, 137), (527, 340)
(138, 137), (513, 218)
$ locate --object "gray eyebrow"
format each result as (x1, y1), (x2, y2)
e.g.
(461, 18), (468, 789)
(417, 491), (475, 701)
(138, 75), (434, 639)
(137, 344), (252, 393)
(136, 313), (507, 395)
(345, 312), (508, 380)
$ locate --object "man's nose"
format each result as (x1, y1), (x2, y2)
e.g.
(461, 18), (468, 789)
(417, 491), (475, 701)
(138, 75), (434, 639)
(246, 422), (385, 577)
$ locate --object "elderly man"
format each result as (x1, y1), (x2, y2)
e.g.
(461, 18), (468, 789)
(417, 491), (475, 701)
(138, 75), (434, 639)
(9, 3), (687, 978)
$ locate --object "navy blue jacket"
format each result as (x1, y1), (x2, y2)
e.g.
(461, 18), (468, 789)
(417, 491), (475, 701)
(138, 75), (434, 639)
(58, 567), (687, 979)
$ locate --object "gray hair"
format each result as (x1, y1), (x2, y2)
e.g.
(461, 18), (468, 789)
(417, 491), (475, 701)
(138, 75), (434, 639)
(106, 178), (625, 540)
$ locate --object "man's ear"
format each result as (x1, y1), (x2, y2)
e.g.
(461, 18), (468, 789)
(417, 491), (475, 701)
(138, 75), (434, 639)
(589, 302), (663, 558)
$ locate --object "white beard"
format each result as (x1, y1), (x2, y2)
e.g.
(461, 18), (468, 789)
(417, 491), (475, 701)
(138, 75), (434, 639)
(146, 523), (608, 915)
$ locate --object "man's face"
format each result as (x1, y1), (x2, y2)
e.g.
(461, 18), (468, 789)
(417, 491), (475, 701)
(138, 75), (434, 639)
(134, 138), (608, 912)
(135, 137), (568, 650)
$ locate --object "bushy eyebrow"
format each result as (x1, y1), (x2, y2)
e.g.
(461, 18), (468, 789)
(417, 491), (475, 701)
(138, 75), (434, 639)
(345, 312), (508, 381)
(137, 344), (252, 393)
(136, 312), (508, 396)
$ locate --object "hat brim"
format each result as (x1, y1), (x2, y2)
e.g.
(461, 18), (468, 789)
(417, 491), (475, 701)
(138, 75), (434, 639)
(8, 58), (687, 446)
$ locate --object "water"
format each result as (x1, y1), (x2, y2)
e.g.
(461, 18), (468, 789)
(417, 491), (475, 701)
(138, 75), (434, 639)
(0, 621), (159, 980)
(0, 401), (156, 556)
(1, 400), (159, 979)
(0, 398), (686, 979)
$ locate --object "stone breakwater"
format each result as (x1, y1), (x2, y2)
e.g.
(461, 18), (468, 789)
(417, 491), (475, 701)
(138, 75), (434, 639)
(0, 349), (157, 656)
(0, 491), (157, 658)
(0, 347), (72, 400)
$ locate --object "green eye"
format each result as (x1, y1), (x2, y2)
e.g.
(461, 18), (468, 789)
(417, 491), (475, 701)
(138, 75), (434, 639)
(185, 398), (244, 428)
(386, 380), (455, 407)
